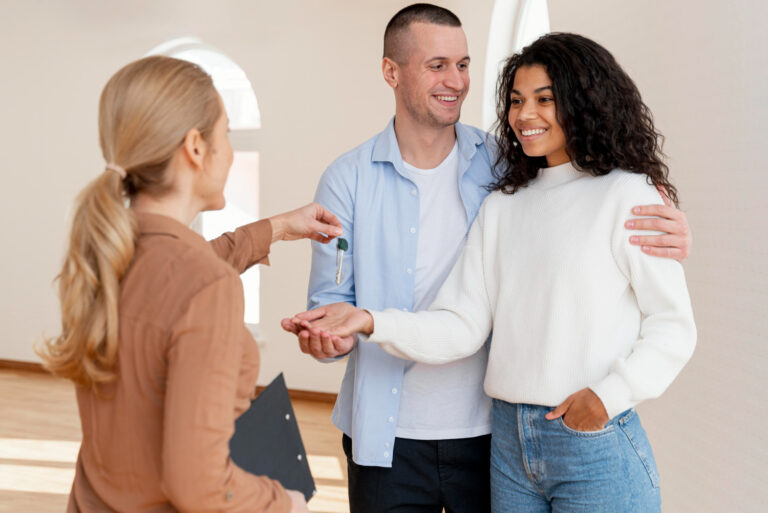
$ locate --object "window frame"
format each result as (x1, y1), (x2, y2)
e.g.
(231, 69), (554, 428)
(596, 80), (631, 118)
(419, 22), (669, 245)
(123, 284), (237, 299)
(147, 37), (263, 337)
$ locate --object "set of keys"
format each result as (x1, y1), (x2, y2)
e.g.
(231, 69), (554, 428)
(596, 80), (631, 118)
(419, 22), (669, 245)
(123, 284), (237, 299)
(335, 237), (348, 285)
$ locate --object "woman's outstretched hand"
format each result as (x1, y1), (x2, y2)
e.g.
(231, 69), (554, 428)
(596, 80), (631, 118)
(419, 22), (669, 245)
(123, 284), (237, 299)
(269, 203), (342, 244)
(281, 303), (373, 359)
(545, 388), (610, 432)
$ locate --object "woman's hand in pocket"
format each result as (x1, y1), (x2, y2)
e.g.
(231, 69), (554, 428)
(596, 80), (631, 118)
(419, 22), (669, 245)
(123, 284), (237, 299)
(545, 388), (609, 432)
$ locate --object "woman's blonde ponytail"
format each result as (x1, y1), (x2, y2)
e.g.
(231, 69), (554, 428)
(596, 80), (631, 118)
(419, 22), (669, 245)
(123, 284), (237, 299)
(42, 170), (136, 386)
(38, 56), (221, 388)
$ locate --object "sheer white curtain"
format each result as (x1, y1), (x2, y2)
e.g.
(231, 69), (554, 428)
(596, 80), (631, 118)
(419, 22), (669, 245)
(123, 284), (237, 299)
(482, 0), (550, 131)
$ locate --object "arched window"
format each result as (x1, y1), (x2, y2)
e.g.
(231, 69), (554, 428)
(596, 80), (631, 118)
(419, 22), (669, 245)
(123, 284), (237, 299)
(482, 0), (551, 131)
(147, 38), (262, 328)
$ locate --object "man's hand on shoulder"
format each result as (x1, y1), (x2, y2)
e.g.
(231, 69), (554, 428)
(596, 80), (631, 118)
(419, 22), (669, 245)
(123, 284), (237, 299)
(626, 187), (692, 261)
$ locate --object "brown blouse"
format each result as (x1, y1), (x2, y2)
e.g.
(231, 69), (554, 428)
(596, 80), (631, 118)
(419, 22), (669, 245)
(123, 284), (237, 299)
(67, 213), (290, 513)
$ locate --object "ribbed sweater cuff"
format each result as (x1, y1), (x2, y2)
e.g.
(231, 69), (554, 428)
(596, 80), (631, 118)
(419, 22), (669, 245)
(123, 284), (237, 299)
(590, 374), (635, 420)
(367, 310), (398, 345)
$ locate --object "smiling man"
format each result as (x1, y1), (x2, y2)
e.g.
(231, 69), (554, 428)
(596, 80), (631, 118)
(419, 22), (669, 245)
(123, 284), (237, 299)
(289, 4), (692, 512)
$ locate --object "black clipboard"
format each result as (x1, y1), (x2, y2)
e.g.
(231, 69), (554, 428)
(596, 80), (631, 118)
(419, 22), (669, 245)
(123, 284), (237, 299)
(229, 373), (316, 501)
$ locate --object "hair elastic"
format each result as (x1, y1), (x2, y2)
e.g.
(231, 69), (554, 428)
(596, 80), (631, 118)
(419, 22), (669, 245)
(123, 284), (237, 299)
(105, 163), (127, 179)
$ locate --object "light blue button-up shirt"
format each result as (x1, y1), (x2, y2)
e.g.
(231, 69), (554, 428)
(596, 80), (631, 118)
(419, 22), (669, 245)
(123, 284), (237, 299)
(308, 118), (496, 466)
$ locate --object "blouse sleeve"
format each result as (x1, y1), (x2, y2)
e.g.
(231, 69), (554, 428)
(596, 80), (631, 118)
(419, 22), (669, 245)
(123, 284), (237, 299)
(161, 271), (290, 513)
(208, 219), (273, 273)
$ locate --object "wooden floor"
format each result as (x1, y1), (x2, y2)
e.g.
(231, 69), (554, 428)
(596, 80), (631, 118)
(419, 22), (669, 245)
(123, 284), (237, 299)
(0, 369), (349, 513)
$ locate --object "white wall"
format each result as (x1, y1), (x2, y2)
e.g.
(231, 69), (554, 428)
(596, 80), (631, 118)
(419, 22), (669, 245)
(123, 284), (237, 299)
(0, 0), (493, 393)
(547, 1), (768, 510)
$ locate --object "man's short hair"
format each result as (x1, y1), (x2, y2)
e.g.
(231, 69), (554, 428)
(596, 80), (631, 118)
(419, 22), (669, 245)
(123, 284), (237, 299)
(383, 3), (462, 64)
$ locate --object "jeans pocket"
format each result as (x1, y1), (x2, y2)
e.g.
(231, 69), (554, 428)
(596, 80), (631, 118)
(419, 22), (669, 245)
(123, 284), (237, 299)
(557, 417), (615, 437)
(618, 411), (660, 488)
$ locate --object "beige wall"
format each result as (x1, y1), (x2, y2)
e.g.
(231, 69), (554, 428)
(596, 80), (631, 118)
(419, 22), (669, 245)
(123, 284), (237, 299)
(1, 0), (766, 510)
(0, 0), (493, 392)
(548, 0), (768, 510)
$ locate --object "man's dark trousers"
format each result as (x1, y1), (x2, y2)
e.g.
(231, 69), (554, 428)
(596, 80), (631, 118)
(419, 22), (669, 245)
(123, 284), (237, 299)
(343, 433), (491, 513)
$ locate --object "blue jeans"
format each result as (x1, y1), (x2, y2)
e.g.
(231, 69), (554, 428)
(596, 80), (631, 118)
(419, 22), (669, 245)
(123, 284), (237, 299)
(490, 401), (661, 512)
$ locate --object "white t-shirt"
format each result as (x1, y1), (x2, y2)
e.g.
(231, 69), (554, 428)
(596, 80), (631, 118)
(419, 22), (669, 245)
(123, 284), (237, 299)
(397, 143), (492, 440)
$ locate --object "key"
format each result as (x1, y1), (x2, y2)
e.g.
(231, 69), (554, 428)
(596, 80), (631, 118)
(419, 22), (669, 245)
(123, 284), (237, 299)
(335, 238), (348, 285)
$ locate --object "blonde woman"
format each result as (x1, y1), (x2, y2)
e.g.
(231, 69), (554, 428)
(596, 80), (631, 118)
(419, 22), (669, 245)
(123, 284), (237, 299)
(39, 56), (341, 513)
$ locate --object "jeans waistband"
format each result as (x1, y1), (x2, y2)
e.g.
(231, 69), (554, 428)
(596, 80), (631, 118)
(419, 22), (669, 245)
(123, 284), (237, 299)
(493, 400), (635, 425)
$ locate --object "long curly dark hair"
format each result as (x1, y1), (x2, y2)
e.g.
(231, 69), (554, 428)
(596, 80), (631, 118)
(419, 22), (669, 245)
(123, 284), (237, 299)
(490, 32), (678, 206)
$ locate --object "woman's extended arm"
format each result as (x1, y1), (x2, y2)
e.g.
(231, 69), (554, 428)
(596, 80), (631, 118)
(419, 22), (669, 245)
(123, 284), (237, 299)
(288, 210), (494, 364)
(209, 203), (341, 274)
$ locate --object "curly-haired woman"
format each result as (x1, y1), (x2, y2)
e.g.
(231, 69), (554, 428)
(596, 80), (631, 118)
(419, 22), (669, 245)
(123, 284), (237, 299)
(286, 33), (696, 512)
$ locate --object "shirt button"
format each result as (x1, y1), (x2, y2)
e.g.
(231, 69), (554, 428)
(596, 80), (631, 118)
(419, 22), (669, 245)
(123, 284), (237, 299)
(409, 227), (416, 234)
(411, 189), (417, 196)
(392, 388), (398, 394)
(385, 442), (391, 448)
(384, 451), (390, 457)
(388, 416), (394, 423)
(406, 268), (412, 274)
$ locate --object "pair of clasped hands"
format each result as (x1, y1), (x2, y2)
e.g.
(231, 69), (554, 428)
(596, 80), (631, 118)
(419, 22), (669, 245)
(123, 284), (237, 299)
(281, 303), (610, 432)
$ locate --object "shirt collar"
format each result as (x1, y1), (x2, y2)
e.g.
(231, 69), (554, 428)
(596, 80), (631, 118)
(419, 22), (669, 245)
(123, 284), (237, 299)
(371, 117), (484, 177)
(135, 212), (213, 254)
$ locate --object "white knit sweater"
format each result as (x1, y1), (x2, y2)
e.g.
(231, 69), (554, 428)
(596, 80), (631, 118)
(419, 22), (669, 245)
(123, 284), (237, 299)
(366, 162), (696, 419)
